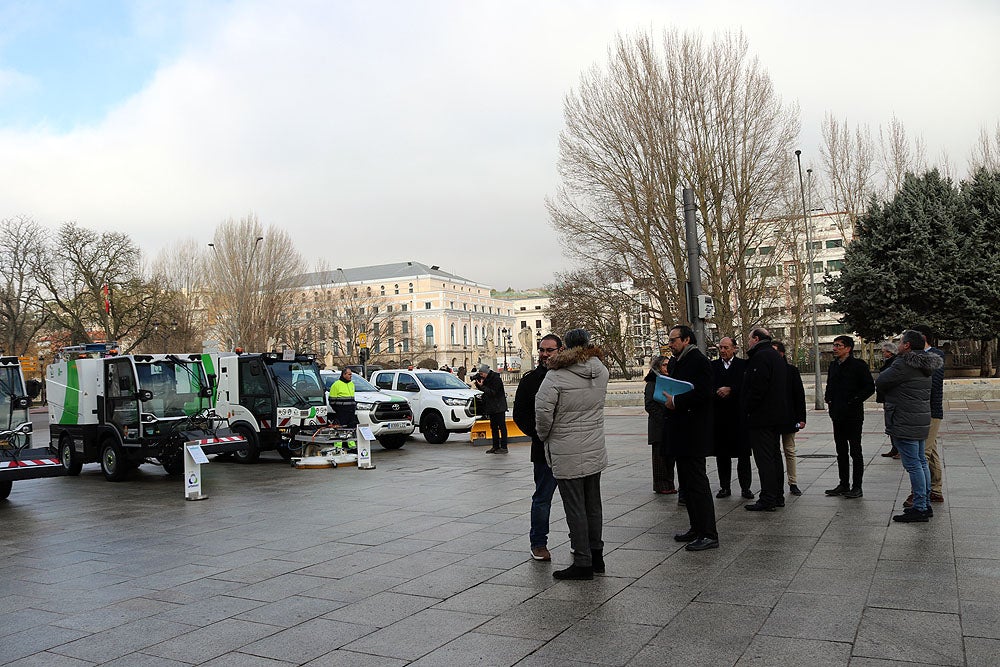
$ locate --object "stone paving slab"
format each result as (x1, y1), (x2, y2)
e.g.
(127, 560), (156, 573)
(3, 408), (999, 665)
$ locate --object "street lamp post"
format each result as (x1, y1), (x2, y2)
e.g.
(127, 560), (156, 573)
(795, 151), (824, 410)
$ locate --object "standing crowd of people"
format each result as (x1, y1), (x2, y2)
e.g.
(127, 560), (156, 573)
(506, 321), (945, 581)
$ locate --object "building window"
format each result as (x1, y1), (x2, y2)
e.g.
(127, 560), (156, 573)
(520, 306), (526, 311)
(394, 284), (399, 294)
(534, 305), (541, 310)
(403, 339), (409, 352)
(826, 238), (844, 249)
(424, 301), (432, 310)
(450, 324), (456, 344)
(387, 321), (394, 335)
(474, 326), (479, 345)
(759, 246), (774, 255)
(463, 325), (468, 346)
(387, 305), (393, 312)
(826, 259), (845, 271)
(536, 319), (542, 329)
(408, 283), (414, 293)
(380, 285), (386, 296)
(521, 320), (527, 329)
(425, 325), (434, 346)
(401, 321), (409, 334)
(402, 304), (408, 312)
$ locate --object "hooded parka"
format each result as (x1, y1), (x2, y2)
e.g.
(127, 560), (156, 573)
(875, 350), (944, 440)
(535, 346), (609, 480)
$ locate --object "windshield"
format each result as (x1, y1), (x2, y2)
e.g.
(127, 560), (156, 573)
(136, 359), (209, 418)
(268, 360), (326, 408)
(0, 364), (28, 431)
(418, 372), (471, 391)
(352, 376), (378, 392)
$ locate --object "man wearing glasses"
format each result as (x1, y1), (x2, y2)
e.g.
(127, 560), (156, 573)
(513, 333), (563, 562)
(824, 335), (876, 498)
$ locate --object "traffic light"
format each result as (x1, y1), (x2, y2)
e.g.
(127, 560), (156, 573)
(359, 348), (369, 363)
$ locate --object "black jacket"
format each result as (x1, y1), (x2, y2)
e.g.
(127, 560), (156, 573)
(824, 355), (875, 422)
(643, 370), (665, 446)
(711, 356), (747, 457)
(513, 364), (547, 462)
(663, 346), (714, 458)
(477, 371), (508, 415)
(781, 362), (806, 434)
(740, 340), (788, 428)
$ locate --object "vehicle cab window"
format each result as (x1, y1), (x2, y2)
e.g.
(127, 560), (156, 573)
(397, 374), (419, 392)
(374, 372), (394, 390)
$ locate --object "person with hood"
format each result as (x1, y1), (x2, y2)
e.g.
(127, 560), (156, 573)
(535, 328), (610, 580)
(513, 333), (563, 562)
(876, 329), (944, 522)
(644, 355), (677, 495)
(475, 364), (508, 454)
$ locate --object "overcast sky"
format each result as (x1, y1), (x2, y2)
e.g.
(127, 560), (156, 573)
(2, 0), (998, 289)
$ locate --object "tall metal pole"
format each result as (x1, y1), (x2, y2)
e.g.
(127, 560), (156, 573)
(682, 189), (707, 352)
(795, 151), (824, 410)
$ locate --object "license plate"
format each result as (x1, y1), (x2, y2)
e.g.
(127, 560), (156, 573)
(383, 422), (408, 430)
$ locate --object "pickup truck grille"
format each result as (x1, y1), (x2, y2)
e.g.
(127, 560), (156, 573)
(372, 402), (413, 423)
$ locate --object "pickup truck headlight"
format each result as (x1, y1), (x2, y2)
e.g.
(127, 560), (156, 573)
(355, 401), (375, 411)
(442, 396), (468, 406)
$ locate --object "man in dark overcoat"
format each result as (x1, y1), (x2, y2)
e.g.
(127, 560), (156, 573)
(662, 325), (718, 551)
(711, 336), (752, 499)
(741, 327), (788, 512)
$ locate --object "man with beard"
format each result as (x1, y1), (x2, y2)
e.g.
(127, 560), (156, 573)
(513, 334), (564, 562)
(663, 325), (718, 551)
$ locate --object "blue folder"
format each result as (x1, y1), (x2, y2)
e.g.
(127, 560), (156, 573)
(652, 373), (694, 404)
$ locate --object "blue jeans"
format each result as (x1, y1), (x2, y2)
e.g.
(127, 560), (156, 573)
(530, 462), (558, 548)
(895, 437), (930, 511)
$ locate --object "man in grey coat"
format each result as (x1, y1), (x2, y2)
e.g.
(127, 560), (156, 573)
(876, 330), (944, 523)
(535, 329), (610, 580)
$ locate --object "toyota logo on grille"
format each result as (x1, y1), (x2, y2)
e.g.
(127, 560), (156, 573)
(391, 404), (400, 411)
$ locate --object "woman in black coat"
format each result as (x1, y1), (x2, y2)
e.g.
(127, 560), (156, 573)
(644, 356), (677, 494)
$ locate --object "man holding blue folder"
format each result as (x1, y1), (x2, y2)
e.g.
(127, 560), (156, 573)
(662, 325), (718, 551)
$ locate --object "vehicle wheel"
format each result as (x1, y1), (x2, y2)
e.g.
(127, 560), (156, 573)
(231, 424), (260, 463)
(60, 434), (83, 476)
(377, 434), (407, 450)
(160, 449), (184, 475)
(100, 440), (129, 482)
(420, 412), (449, 444)
(276, 444), (294, 461)
(0, 480), (11, 500)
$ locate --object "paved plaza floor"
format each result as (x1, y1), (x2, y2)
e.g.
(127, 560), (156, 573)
(2, 406), (999, 666)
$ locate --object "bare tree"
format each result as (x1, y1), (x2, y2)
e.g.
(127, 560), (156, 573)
(819, 114), (877, 237)
(0, 216), (49, 356)
(205, 213), (302, 351)
(970, 121), (1000, 172)
(280, 264), (400, 368)
(150, 238), (211, 352)
(879, 115), (927, 195)
(548, 29), (800, 340)
(34, 222), (168, 351)
(546, 269), (640, 374)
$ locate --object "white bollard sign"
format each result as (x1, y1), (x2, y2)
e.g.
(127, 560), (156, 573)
(357, 426), (375, 470)
(183, 443), (211, 501)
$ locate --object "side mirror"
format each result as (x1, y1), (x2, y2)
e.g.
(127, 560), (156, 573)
(138, 389), (154, 402)
(25, 378), (42, 399)
(13, 396), (31, 410)
(206, 373), (217, 389)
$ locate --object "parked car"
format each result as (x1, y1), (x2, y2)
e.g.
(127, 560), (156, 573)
(370, 369), (480, 443)
(320, 370), (414, 449)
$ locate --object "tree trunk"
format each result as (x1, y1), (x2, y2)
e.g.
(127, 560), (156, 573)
(981, 339), (991, 378)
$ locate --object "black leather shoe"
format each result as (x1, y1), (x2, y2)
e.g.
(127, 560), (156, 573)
(744, 502), (776, 512)
(741, 489), (755, 499)
(842, 488), (863, 499)
(552, 564), (594, 580)
(775, 498), (785, 507)
(677, 495), (686, 506)
(892, 509), (930, 523)
(716, 488), (731, 498)
(825, 484), (849, 496)
(673, 529), (698, 542)
(789, 485), (802, 496)
(591, 549), (605, 574)
(685, 537), (719, 551)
